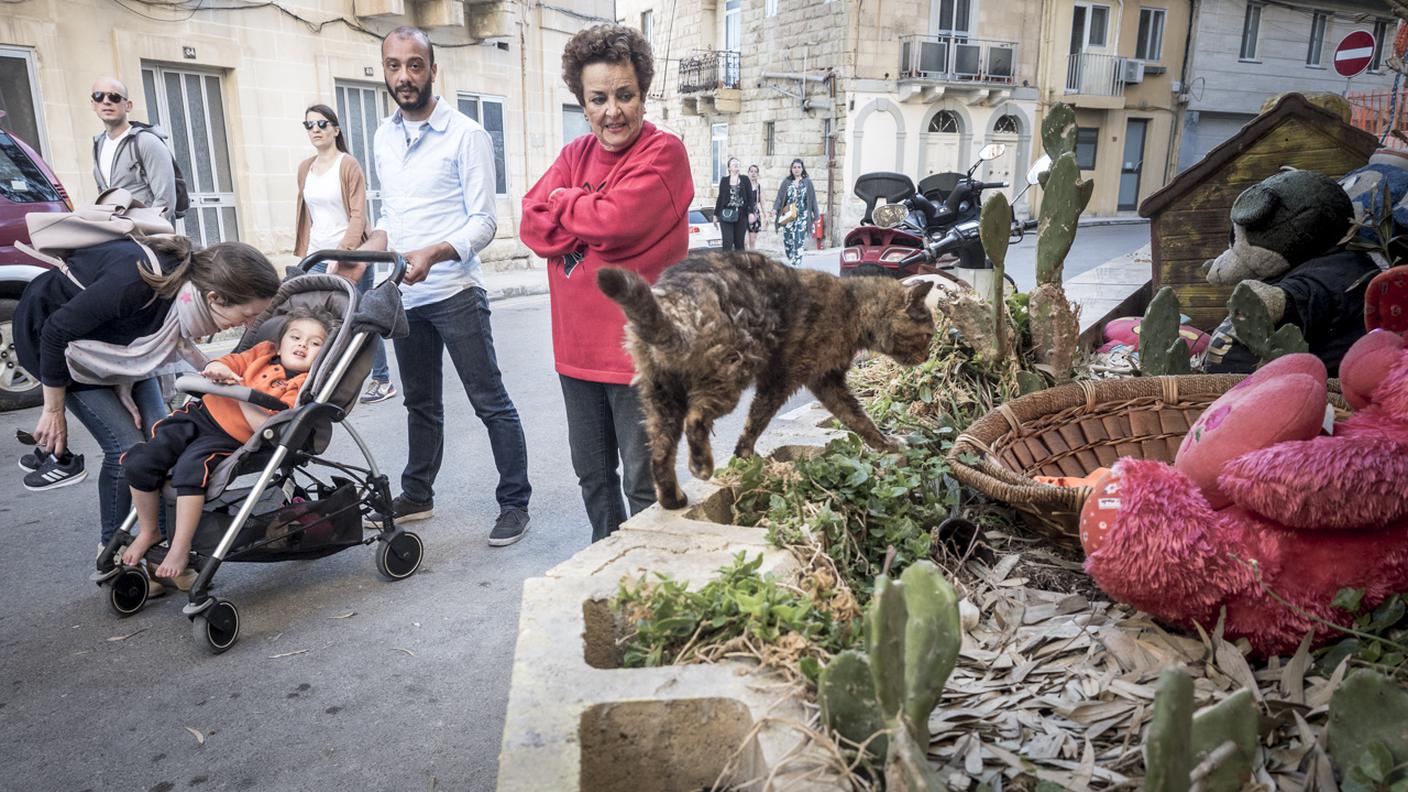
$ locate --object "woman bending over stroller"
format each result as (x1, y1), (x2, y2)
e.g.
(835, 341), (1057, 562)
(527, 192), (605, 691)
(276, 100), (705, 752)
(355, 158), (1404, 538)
(120, 306), (336, 577)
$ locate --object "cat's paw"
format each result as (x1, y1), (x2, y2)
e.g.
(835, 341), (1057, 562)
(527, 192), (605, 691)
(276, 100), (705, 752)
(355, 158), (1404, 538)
(688, 454), (715, 481)
(657, 484), (689, 510)
(732, 443), (756, 460)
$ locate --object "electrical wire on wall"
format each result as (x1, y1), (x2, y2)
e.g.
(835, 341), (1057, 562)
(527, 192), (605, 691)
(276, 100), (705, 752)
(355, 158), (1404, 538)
(105, 0), (491, 48)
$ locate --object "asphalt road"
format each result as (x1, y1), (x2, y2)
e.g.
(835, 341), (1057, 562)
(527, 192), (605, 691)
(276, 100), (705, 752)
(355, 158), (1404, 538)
(0, 292), (808, 792)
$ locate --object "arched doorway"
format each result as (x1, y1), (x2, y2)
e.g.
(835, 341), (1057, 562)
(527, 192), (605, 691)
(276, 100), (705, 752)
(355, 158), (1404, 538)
(985, 113), (1022, 204)
(922, 109), (965, 177)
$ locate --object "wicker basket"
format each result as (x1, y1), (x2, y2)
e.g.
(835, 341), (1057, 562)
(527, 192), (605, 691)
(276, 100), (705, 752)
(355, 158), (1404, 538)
(946, 374), (1347, 548)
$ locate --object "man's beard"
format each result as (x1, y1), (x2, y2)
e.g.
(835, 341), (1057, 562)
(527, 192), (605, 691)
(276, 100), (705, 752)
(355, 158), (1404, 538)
(389, 81), (431, 113)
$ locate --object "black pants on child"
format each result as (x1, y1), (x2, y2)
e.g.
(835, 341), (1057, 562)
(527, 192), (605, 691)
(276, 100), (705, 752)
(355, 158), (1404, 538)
(122, 402), (242, 497)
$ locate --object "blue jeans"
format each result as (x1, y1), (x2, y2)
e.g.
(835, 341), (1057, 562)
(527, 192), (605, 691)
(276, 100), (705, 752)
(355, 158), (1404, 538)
(311, 261), (390, 382)
(66, 379), (169, 543)
(392, 287), (530, 510)
(559, 375), (654, 542)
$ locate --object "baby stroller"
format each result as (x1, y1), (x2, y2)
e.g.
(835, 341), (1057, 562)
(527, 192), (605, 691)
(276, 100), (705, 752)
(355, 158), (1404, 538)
(91, 251), (416, 654)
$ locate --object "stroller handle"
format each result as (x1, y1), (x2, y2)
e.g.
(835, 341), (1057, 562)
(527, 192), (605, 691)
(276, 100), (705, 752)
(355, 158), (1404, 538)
(298, 250), (408, 286)
(176, 375), (289, 412)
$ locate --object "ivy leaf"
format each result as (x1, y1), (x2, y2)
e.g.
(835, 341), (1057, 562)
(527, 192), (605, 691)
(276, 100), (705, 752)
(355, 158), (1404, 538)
(1366, 595), (1406, 633)
(1333, 587), (1366, 613)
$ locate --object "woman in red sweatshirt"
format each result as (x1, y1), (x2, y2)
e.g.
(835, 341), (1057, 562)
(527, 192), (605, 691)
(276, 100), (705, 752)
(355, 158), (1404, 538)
(520, 23), (692, 543)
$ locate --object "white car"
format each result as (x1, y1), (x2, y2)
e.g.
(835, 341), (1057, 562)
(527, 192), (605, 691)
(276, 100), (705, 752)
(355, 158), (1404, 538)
(687, 209), (723, 251)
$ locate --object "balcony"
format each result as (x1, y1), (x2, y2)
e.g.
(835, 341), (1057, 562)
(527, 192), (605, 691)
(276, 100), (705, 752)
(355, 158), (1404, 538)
(679, 50), (742, 115)
(1064, 53), (1128, 99)
(897, 34), (1018, 104)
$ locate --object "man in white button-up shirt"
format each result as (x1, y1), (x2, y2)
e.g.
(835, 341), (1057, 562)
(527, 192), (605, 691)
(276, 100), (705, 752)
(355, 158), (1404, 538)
(335, 26), (531, 546)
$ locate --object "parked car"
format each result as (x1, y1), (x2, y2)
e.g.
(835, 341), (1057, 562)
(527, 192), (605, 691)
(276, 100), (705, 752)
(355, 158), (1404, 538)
(687, 208), (723, 251)
(0, 124), (70, 411)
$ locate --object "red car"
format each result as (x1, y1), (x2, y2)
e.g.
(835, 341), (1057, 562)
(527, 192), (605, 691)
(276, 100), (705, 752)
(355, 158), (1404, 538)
(0, 124), (70, 411)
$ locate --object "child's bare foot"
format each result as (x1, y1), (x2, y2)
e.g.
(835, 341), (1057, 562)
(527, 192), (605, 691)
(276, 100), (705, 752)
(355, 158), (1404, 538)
(120, 529), (161, 568)
(155, 544), (191, 580)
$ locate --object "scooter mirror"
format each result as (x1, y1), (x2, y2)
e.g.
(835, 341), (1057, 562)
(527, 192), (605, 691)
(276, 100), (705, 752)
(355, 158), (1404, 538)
(978, 143), (1007, 161)
(873, 202), (908, 229)
(1026, 154), (1053, 185)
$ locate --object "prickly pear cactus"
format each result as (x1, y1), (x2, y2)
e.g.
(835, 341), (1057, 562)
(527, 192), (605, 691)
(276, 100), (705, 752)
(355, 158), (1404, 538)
(1146, 669), (1194, 792)
(817, 650), (887, 759)
(819, 562), (962, 787)
(1030, 283), (1080, 378)
(1326, 669), (1408, 789)
(1190, 689), (1258, 792)
(1228, 282), (1309, 363)
(1144, 669), (1258, 792)
(1042, 102), (1078, 157)
(1036, 152), (1092, 285)
(979, 192), (1013, 360)
(1139, 287), (1193, 375)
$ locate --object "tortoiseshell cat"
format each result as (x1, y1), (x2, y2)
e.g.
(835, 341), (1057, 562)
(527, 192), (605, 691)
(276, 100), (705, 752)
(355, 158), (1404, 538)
(597, 252), (935, 509)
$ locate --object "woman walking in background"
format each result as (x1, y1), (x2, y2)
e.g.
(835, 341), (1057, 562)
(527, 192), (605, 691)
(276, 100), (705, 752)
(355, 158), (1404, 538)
(773, 158), (818, 267)
(293, 103), (395, 404)
(713, 157), (753, 252)
(745, 163), (765, 250)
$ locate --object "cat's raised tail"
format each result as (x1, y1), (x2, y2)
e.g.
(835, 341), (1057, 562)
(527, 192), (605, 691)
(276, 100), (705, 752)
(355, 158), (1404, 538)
(597, 268), (680, 348)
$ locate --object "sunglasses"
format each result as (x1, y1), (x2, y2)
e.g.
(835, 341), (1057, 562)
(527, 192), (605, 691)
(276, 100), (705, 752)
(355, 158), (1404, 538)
(303, 120), (336, 130)
(91, 91), (127, 104)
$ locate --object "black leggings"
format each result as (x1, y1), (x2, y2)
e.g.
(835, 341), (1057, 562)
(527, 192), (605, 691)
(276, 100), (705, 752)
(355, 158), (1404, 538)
(720, 220), (747, 251)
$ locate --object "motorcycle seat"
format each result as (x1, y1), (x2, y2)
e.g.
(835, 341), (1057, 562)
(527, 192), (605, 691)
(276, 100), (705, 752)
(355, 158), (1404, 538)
(853, 172), (916, 224)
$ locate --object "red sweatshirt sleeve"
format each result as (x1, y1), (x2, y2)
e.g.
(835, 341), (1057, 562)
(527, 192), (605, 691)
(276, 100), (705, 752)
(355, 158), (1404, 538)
(547, 141), (692, 260)
(520, 151), (583, 258)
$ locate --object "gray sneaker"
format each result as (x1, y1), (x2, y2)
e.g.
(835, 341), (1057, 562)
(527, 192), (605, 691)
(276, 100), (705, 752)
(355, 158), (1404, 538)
(489, 508), (530, 547)
(360, 380), (398, 404)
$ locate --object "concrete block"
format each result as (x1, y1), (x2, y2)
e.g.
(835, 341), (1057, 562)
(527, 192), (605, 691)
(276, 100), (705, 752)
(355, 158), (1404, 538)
(498, 406), (852, 791)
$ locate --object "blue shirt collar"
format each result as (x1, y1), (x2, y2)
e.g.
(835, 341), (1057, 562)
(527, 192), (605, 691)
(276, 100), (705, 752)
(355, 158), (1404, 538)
(392, 96), (451, 133)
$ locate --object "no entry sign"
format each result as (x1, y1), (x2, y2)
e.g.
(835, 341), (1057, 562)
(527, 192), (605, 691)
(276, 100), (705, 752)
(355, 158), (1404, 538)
(1335, 30), (1376, 78)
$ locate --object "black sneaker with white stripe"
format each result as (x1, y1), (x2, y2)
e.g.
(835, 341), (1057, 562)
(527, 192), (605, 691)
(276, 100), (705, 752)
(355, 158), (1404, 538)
(23, 452), (87, 492)
(18, 447), (45, 472)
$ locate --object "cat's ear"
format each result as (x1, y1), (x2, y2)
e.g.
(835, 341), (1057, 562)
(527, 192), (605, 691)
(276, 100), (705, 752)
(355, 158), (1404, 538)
(904, 279), (934, 309)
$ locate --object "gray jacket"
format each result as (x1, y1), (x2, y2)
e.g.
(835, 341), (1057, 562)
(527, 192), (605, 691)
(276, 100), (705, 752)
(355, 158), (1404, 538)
(92, 123), (178, 215)
(773, 176), (819, 226)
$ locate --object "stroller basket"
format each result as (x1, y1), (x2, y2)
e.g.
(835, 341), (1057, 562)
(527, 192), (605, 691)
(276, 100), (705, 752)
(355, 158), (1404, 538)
(192, 480), (364, 562)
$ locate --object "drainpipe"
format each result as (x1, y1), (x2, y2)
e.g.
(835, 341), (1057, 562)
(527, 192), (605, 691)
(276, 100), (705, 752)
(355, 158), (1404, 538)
(825, 71), (838, 248)
(1167, 0), (1199, 184)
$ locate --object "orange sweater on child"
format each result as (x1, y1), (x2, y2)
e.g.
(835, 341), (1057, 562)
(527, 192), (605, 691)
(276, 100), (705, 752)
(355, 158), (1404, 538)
(203, 341), (309, 442)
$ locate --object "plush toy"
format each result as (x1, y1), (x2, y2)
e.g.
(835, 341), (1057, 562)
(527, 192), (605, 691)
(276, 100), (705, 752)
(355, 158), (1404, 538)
(1365, 265), (1408, 333)
(1079, 331), (1408, 656)
(1202, 170), (1381, 377)
(1098, 316), (1211, 356)
(1339, 149), (1408, 268)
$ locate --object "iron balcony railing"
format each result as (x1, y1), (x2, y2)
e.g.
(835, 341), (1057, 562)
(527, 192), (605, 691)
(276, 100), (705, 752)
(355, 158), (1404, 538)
(679, 50), (742, 94)
(1065, 52), (1126, 96)
(898, 34), (1019, 85)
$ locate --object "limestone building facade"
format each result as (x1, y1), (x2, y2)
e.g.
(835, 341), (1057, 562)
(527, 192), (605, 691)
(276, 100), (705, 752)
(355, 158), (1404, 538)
(0, 0), (613, 265)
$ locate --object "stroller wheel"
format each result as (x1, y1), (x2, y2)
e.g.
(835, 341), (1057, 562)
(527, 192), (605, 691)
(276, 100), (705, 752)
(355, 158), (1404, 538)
(192, 599), (240, 654)
(376, 531), (423, 581)
(107, 567), (149, 617)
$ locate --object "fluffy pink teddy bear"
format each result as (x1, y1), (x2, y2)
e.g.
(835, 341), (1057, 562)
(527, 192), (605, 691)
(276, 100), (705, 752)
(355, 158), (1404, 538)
(1079, 330), (1408, 656)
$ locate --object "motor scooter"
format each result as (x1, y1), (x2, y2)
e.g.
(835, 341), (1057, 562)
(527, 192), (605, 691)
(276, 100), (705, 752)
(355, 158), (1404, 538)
(841, 148), (1052, 294)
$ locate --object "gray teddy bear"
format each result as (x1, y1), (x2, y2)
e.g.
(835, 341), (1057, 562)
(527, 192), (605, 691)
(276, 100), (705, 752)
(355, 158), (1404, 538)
(1203, 169), (1379, 376)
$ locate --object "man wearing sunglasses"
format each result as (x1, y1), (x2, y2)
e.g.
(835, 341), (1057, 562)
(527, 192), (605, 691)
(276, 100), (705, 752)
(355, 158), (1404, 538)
(90, 76), (178, 216)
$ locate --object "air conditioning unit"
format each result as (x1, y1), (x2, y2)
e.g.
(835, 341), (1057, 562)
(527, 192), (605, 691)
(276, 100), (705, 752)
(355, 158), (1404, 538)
(1121, 58), (1146, 84)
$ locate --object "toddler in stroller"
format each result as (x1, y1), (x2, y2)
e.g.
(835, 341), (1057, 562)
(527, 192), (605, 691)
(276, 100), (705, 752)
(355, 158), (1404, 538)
(92, 251), (418, 654)
(119, 305), (335, 579)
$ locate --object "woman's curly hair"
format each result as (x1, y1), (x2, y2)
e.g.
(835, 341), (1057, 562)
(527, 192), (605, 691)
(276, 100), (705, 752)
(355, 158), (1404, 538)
(561, 24), (655, 103)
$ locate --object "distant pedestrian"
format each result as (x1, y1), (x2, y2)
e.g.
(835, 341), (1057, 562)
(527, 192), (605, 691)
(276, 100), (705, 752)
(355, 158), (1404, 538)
(746, 164), (765, 250)
(292, 103), (396, 405)
(713, 157), (754, 252)
(520, 23), (692, 543)
(774, 158), (818, 267)
(332, 26), (532, 547)
(90, 77), (178, 216)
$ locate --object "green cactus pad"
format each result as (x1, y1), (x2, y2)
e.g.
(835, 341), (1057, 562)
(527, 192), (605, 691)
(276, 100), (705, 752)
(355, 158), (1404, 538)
(1327, 669), (1408, 787)
(867, 574), (909, 723)
(1189, 689), (1259, 792)
(1228, 282), (1308, 363)
(1145, 669), (1195, 792)
(899, 561), (962, 745)
(1037, 152), (1085, 285)
(1042, 103), (1078, 157)
(818, 649), (888, 760)
(1140, 287), (1193, 375)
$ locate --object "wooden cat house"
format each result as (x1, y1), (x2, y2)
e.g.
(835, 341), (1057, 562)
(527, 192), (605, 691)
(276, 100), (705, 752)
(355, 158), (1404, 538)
(1138, 93), (1379, 329)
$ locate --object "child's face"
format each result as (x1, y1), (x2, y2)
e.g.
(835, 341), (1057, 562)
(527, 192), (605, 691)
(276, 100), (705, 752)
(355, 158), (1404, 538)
(279, 318), (328, 373)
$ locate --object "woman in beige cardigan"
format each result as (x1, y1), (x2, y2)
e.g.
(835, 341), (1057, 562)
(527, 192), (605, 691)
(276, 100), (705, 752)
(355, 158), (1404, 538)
(294, 103), (395, 403)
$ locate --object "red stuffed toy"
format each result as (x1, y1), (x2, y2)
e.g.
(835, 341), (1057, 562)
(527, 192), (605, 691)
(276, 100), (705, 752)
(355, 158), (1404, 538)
(1080, 330), (1408, 656)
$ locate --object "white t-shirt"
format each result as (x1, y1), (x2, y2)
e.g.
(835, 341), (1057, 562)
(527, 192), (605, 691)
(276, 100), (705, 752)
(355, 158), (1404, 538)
(98, 126), (134, 187)
(304, 153), (349, 252)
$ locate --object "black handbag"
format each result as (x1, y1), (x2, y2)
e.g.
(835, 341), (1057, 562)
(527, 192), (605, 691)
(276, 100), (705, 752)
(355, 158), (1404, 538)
(720, 207), (739, 223)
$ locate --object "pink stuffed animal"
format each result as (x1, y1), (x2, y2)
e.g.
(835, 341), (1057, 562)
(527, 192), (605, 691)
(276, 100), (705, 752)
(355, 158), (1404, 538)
(1080, 330), (1408, 656)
